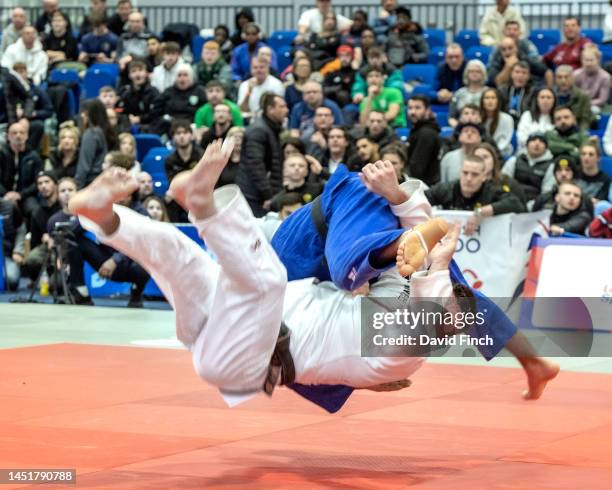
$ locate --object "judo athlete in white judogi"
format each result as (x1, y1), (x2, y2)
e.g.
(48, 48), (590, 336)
(69, 140), (464, 406)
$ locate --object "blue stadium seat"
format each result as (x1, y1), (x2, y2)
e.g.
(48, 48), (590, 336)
(268, 30), (298, 53)
(191, 35), (213, 62)
(82, 68), (117, 99)
(435, 111), (448, 127)
(598, 114), (611, 131)
(395, 127), (410, 142)
(601, 44), (612, 63)
(409, 84), (437, 101)
(582, 28), (603, 44)
(402, 64), (437, 85)
(454, 29), (480, 51)
(465, 45), (492, 64)
(277, 45), (293, 72)
(428, 46), (445, 65)
(89, 63), (119, 79)
(529, 29), (561, 55)
(423, 28), (446, 49)
(136, 135), (166, 163)
(49, 68), (79, 84)
(601, 156), (612, 179)
(440, 126), (454, 139)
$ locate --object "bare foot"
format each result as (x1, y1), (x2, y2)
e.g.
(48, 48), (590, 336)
(168, 139), (234, 219)
(396, 218), (449, 276)
(361, 379), (412, 392)
(521, 358), (560, 400)
(68, 167), (138, 233)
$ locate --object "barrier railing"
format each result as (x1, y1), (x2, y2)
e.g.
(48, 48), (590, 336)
(0, 2), (608, 41)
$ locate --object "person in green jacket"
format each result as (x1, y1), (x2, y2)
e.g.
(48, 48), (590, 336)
(193, 40), (233, 96)
(554, 65), (593, 130)
(359, 66), (407, 128)
(545, 106), (592, 159)
(193, 80), (244, 142)
(350, 46), (404, 103)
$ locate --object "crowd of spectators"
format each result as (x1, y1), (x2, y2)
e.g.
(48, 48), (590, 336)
(1, 0), (612, 304)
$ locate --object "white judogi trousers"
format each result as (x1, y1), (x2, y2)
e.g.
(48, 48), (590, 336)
(81, 184), (452, 399)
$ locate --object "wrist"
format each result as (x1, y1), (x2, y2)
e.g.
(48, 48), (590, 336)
(387, 187), (408, 206)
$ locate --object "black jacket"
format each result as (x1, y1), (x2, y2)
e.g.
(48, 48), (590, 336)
(4, 73), (54, 124)
(498, 81), (538, 122)
(30, 199), (61, 248)
(425, 180), (526, 215)
(165, 145), (203, 183)
(323, 66), (356, 107)
(550, 205), (592, 235)
(151, 84), (207, 135)
(237, 115), (284, 202)
(406, 117), (441, 186)
(48, 150), (79, 180)
(0, 147), (43, 199)
(118, 82), (159, 127)
(0, 198), (22, 255)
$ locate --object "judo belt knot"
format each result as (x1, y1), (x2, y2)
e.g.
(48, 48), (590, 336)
(263, 323), (296, 396)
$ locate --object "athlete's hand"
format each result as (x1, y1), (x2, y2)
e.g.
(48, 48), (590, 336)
(428, 222), (460, 274)
(360, 160), (407, 205)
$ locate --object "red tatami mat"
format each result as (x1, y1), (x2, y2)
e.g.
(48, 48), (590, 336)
(1, 343), (611, 489)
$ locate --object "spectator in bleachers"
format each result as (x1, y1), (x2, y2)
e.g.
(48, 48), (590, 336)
(35, 0), (70, 40)
(108, 0), (133, 36)
(230, 23), (277, 82)
(352, 47), (403, 104)
(118, 132), (140, 173)
(358, 66), (406, 128)
(498, 61), (538, 123)
(289, 80), (343, 136)
(544, 16), (592, 70)
(79, 0), (109, 38)
(99, 86), (130, 133)
(352, 27), (376, 69)
(385, 6), (429, 67)
(436, 43), (466, 104)
(258, 192), (304, 242)
(116, 11), (149, 73)
(5, 62), (54, 151)
(351, 109), (398, 150)
(440, 122), (483, 183)
(380, 143), (409, 183)
(575, 142), (612, 215)
(323, 45), (357, 108)
(312, 125), (352, 175)
(480, 87), (515, 157)
(150, 64), (207, 136)
(2, 26), (48, 85)
(301, 11), (342, 71)
(237, 92), (288, 216)
(573, 46), (611, 116)
(20, 170), (61, 281)
(474, 141), (526, 202)
(0, 8), (28, 57)
(230, 8), (255, 48)
(150, 41), (185, 93)
(548, 180), (592, 235)
(143, 195), (170, 222)
(348, 135), (380, 171)
(405, 95), (441, 186)
(443, 104), (500, 155)
(479, 0), (526, 47)
(48, 122), (79, 179)
(269, 153), (324, 212)
(489, 37), (550, 88)
(554, 65), (592, 130)
(194, 41), (233, 96)
(213, 25), (233, 63)
(501, 133), (555, 203)
(284, 56), (315, 111)
(215, 126), (244, 188)
(296, 0), (352, 45)
(545, 106), (591, 158)
(342, 9), (369, 47)
(373, 0), (399, 43)
(516, 87), (556, 150)
(136, 171), (153, 203)
(0, 197), (22, 290)
(164, 120), (202, 183)
(78, 13), (118, 67)
(194, 80), (243, 141)
(302, 105), (335, 155)
(43, 10), (78, 67)
(448, 59), (488, 127)
(145, 35), (162, 71)
(426, 155), (526, 235)
(238, 56), (285, 117)
(75, 99), (117, 187)
(587, 207), (612, 237)
(0, 121), (43, 216)
(532, 155), (579, 210)
(117, 60), (159, 132)
(489, 20), (540, 65)
(199, 103), (234, 148)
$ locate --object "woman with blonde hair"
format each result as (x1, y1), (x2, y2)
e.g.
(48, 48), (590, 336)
(118, 132), (141, 175)
(48, 122), (80, 179)
(143, 195), (171, 222)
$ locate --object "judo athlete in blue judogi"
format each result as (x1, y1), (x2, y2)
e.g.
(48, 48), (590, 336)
(272, 162), (559, 411)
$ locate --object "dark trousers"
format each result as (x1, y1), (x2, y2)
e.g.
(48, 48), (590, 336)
(69, 234), (149, 292)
